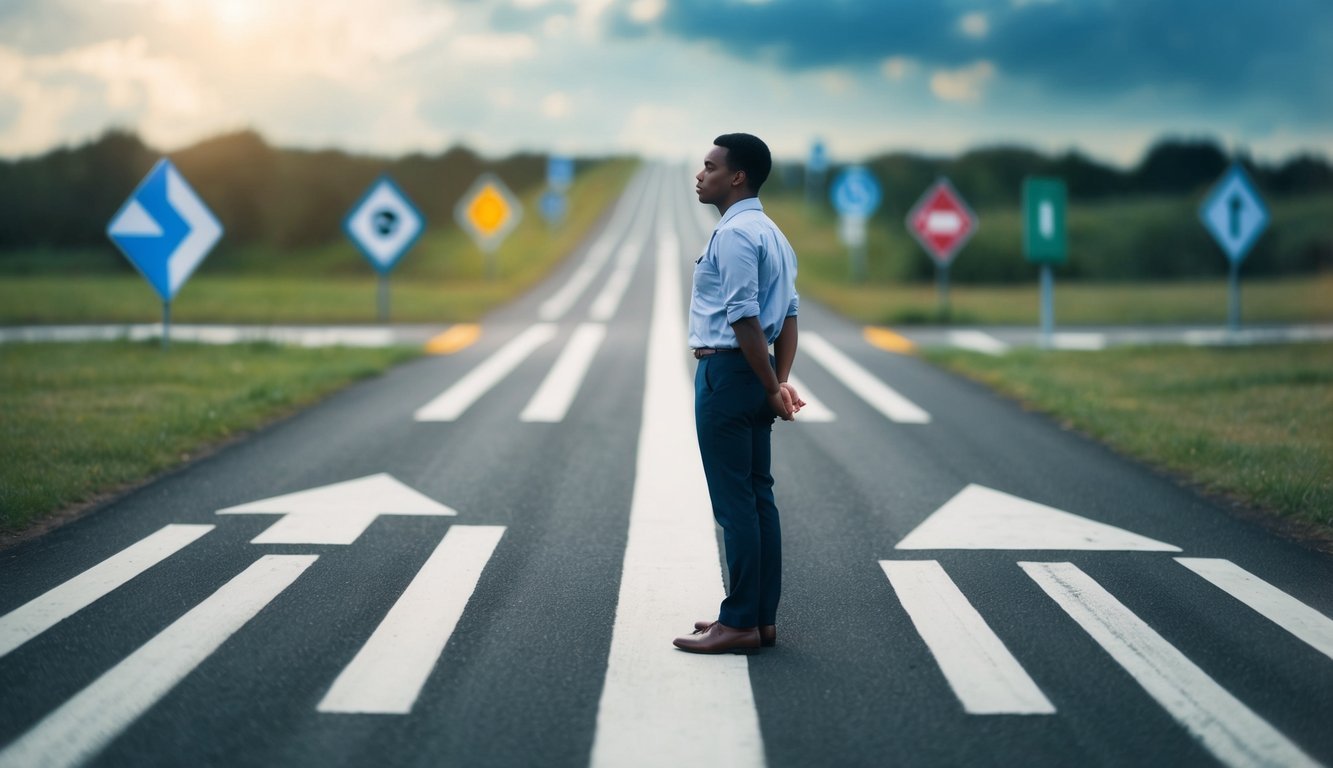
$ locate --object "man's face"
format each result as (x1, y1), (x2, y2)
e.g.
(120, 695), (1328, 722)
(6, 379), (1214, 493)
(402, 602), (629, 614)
(695, 145), (741, 206)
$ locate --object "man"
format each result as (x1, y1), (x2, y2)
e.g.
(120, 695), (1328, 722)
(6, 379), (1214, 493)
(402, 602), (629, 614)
(674, 133), (804, 655)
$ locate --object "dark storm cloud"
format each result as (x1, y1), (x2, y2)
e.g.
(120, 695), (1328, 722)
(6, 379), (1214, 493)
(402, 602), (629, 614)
(605, 0), (1333, 119)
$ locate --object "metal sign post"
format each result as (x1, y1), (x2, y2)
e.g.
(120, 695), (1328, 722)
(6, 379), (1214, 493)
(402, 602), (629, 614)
(1199, 164), (1269, 334)
(906, 178), (978, 321)
(456, 173), (523, 280)
(106, 158), (224, 350)
(344, 175), (425, 323)
(830, 166), (882, 282)
(1023, 177), (1068, 348)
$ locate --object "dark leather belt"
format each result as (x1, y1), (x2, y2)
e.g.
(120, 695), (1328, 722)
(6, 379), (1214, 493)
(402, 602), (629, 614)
(693, 347), (739, 359)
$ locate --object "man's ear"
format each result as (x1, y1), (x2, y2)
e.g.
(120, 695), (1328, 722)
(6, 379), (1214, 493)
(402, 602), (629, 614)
(731, 170), (748, 189)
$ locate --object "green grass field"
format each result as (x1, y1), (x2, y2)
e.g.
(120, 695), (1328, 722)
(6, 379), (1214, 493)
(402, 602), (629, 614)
(0, 341), (420, 536)
(924, 343), (1333, 542)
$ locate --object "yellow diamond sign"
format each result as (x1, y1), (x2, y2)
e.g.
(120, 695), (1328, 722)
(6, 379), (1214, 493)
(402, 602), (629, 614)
(455, 173), (522, 252)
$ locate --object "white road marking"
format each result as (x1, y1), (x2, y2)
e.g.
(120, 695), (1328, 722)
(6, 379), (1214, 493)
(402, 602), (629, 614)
(0, 524), (214, 658)
(800, 331), (931, 424)
(783, 374), (835, 422)
(589, 174), (657, 322)
(1176, 557), (1333, 662)
(216, 473), (457, 545)
(1052, 332), (1106, 350)
(539, 169), (651, 321)
(896, 484), (1181, 551)
(414, 323), (558, 421)
(318, 525), (506, 715)
(880, 560), (1054, 715)
(1020, 562), (1319, 768)
(591, 187), (764, 768)
(0, 555), (316, 768)
(519, 323), (608, 423)
(949, 330), (1009, 356)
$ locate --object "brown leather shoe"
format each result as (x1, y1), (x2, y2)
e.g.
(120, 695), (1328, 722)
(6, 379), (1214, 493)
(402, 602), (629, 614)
(695, 620), (776, 647)
(674, 622), (760, 654)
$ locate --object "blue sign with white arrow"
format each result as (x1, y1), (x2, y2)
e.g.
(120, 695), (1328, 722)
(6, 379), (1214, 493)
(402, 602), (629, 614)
(106, 159), (223, 302)
(830, 166), (882, 217)
(1199, 163), (1269, 264)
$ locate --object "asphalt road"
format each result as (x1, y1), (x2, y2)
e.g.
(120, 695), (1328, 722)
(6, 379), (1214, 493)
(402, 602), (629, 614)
(2, 165), (1330, 768)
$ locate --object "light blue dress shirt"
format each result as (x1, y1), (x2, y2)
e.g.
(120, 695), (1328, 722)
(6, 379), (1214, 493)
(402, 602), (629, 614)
(688, 197), (799, 349)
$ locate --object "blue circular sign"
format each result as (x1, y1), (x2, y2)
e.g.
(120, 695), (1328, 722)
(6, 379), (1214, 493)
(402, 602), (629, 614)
(831, 166), (882, 217)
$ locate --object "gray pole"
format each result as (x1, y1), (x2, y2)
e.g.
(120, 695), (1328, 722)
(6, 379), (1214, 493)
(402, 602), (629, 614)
(378, 274), (389, 323)
(1228, 260), (1241, 333)
(937, 264), (950, 321)
(162, 301), (171, 350)
(1040, 264), (1054, 348)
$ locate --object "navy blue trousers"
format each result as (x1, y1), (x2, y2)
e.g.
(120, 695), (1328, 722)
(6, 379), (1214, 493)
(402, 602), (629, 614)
(694, 353), (782, 629)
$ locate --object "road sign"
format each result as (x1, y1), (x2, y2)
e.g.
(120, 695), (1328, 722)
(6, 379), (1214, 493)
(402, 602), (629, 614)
(343, 176), (425, 274)
(540, 189), (567, 225)
(1200, 163), (1269, 264)
(1023, 177), (1067, 265)
(456, 173), (522, 253)
(106, 158), (223, 302)
(547, 155), (574, 191)
(830, 166), (881, 217)
(809, 140), (828, 174)
(907, 178), (977, 266)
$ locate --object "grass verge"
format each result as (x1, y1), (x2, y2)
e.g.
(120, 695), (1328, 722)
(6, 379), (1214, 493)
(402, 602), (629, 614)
(0, 341), (420, 538)
(923, 343), (1333, 544)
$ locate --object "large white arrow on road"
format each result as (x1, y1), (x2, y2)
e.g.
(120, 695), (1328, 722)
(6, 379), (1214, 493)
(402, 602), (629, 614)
(216, 474), (457, 545)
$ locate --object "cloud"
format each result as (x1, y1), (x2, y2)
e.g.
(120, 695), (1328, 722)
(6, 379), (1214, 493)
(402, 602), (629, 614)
(930, 61), (996, 103)
(614, 0), (1333, 122)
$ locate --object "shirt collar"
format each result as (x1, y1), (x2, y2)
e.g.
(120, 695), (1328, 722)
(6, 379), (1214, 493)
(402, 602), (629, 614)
(717, 196), (763, 227)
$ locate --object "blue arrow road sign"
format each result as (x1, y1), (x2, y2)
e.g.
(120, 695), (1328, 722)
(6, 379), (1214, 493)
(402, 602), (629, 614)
(831, 166), (881, 217)
(1200, 164), (1269, 263)
(547, 155), (574, 191)
(344, 176), (425, 274)
(106, 159), (223, 302)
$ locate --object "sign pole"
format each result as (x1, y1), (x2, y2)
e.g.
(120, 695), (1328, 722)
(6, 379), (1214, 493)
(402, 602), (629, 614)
(378, 274), (390, 323)
(1228, 261), (1241, 333)
(936, 264), (950, 320)
(1040, 264), (1054, 348)
(162, 301), (171, 350)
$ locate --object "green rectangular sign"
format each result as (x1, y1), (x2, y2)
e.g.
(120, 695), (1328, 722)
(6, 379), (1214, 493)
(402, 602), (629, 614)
(1023, 177), (1067, 265)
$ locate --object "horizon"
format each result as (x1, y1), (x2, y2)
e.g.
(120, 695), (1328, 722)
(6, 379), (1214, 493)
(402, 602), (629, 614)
(2, 1), (1330, 167)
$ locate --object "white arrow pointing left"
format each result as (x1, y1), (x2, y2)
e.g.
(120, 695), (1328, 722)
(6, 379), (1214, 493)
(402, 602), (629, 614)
(216, 474), (457, 545)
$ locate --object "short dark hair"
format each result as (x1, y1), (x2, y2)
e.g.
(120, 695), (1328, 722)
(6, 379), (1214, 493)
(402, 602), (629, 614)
(713, 133), (772, 194)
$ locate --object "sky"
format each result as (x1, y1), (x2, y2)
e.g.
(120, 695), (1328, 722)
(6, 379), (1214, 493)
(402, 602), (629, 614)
(0, 0), (1330, 167)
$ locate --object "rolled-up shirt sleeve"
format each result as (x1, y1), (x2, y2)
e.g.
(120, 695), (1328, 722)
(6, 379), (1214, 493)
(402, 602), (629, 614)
(715, 228), (762, 325)
(788, 291), (799, 317)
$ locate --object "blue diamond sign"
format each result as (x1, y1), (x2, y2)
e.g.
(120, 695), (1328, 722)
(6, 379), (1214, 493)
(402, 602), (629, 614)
(106, 159), (223, 302)
(344, 175), (425, 274)
(1200, 164), (1269, 264)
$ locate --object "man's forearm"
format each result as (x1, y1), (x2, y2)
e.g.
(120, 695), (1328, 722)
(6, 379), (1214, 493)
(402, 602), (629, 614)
(731, 316), (780, 394)
(773, 315), (797, 383)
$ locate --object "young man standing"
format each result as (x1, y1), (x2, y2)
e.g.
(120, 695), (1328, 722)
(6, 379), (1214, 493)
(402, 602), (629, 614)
(674, 133), (803, 655)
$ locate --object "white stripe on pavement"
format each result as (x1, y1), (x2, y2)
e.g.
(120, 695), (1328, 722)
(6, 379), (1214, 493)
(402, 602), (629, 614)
(519, 324), (608, 423)
(318, 525), (506, 715)
(0, 555), (316, 768)
(1052, 333), (1106, 351)
(414, 323), (558, 421)
(783, 374), (835, 422)
(801, 332), (931, 424)
(0, 524), (214, 658)
(539, 169), (651, 321)
(1020, 562), (1319, 768)
(949, 330), (1009, 356)
(1175, 558), (1333, 662)
(591, 189), (764, 768)
(880, 560), (1054, 715)
(588, 175), (657, 322)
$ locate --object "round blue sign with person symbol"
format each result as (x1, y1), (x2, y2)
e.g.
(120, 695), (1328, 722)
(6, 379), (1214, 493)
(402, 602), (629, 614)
(831, 166), (882, 217)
